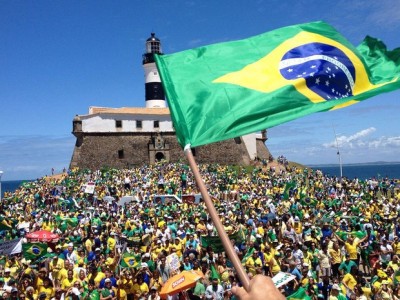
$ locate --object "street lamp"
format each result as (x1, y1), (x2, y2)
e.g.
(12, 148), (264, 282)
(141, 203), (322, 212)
(0, 171), (3, 201)
(332, 126), (343, 178)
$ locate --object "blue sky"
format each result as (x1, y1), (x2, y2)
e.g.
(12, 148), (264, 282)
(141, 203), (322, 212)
(1, 0), (400, 180)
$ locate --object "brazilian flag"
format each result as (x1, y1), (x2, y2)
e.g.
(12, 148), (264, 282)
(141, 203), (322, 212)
(120, 252), (141, 269)
(22, 243), (48, 260)
(283, 182), (296, 200)
(155, 21), (400, 148)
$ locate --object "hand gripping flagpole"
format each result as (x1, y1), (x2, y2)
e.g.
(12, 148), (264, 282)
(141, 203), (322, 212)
(184, 144), (250, 291)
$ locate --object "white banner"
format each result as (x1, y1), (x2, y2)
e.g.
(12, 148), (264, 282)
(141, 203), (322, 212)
(272, 272), (296, 288)
(0, 239), (22, 256)
(166, 253), (181, 272)
(84, 182), (96, 194)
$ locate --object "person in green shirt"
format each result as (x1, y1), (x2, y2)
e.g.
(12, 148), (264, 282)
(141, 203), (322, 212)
(192, 279), (206, 299)
(100, 279), (116, 300)
(83, 280), (100, 300)
(338, 254), (358, 275)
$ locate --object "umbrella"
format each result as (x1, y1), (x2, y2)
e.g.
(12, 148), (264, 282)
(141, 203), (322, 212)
(26, 230), (59, 243)
(160, 270), (203, 298)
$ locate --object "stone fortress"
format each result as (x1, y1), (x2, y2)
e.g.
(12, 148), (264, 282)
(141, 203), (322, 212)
(69, 33), (271, 170)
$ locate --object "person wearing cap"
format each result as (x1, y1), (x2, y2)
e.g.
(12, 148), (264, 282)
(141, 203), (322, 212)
(99, 270), (116, 289)
(2, 268), (12, 286)
(329, 284), (342, 300)
(100, 278), (116, 300)
(9, 287), (19, 300)
(65, 244), (79, 265)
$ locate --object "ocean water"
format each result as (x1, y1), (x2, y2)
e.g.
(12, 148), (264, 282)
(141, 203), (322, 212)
(310, 162), (400, 180)
(1, 180), (27, 198)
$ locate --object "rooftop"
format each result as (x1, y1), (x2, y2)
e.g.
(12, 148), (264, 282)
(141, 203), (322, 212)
(87, 106), (170, 116)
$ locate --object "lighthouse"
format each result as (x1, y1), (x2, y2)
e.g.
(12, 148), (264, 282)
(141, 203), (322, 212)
(142, 33), (166, 108)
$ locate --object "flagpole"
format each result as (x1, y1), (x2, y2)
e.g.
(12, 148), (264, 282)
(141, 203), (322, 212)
(184, 145), (250, 291)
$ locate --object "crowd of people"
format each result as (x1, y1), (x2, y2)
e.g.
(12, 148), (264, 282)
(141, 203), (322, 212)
(0, 161), (399, 300)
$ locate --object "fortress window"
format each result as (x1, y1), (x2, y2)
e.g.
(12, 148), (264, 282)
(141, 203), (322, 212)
(118, 150), (124, 159)
(136, 120), (142, 129)
(154, 120), (159, 128)
(116, 120), (122, 128)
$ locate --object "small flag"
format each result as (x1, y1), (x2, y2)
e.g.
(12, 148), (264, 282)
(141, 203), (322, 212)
(283, 182), (296, 200)
(241, 248), (255, 263)
(210, 264), (220, 281)
(120, 252), (141, 269)
(22, 243), (47, 260)
(286, 287), (312, 300)
(155, 21), (400, 148)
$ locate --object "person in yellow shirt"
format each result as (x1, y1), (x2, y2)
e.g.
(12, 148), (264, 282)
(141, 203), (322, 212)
(34, 269), (48, 291)
(25, 286), (37, 300)
(38, 277), (54, 300)
(115, 280), (128, 300)
(245, 251), (263, 276)
(341, 266), (358, 297)
(49, 256), (64, 287)
(263, 246), (281, 276)
(171, 238), (183, 258)
(388, 255), (400, 271)
(393, 237), (400, 255)
(329, 242), (342, 280)
(61, 270), (76, 291)
(335, 233), (367, 265)
(107, 233), (116, 252)
(87, 265), (106, 288)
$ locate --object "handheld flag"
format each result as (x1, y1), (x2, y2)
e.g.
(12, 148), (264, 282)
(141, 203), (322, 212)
(120, 252), (141, 269)
(155, 21), (400, 148)
(22, 243), (47, 260)
(286, 286), (312, 300)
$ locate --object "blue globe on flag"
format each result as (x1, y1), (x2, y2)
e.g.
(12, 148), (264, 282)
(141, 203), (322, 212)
(280, 43), (356, 101)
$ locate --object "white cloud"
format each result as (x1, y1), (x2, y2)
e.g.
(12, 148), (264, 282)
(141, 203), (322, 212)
(323, 127), (376, 149)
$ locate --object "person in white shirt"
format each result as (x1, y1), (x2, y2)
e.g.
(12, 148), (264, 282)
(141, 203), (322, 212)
(380, 239), (393, 263)
(205, 278), (224, 300)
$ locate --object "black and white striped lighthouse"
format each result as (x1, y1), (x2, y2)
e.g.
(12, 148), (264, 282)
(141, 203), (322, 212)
(142, 33), (166, 108)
